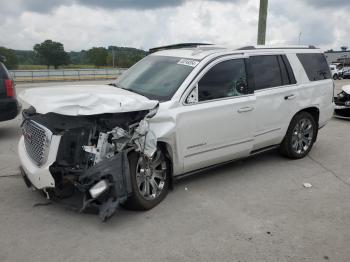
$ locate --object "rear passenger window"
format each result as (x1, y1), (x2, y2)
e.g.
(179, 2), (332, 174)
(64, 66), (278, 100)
(250, 55), (296, 91)
(280, 55), (296, 85)
(297, 53), (331, 81)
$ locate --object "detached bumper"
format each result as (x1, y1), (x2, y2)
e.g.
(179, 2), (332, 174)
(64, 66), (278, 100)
(334, 105), (350, 120)
(19, 135), (133, 221)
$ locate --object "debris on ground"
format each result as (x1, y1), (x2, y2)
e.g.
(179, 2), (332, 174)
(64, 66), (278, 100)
(303, 182), (312, 188)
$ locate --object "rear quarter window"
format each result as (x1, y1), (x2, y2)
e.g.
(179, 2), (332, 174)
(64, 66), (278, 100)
(297, 53), (331, 81)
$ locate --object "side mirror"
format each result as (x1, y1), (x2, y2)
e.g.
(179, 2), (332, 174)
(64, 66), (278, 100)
(186, 83), (199, 104)
(0, 56), (6, 63)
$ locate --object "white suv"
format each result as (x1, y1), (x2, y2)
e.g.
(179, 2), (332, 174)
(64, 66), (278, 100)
(18, 44), (334, 220)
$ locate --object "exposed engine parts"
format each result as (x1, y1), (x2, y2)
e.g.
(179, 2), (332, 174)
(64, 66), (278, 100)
(82, 119), (157, 165)
(22, 106), (158, 221)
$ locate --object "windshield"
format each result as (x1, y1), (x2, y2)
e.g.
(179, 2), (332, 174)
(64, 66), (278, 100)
(116, 56), (197, 101)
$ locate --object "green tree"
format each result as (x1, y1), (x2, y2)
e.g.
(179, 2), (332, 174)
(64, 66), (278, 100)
(87, 47), (108, 68)
(0, 47), (18, 69)
(33, 40), (70, 69)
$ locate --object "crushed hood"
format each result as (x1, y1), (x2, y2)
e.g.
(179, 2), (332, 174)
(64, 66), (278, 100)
(19, 85), (159, 116)
(342, 85), (350, 95)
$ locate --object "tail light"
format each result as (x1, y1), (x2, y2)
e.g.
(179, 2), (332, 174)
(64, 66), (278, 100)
(4, 79), (15, 98)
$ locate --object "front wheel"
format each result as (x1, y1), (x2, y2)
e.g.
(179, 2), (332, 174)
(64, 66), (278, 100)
(280, 112), (317, 159)
(124, 149), (170, 210)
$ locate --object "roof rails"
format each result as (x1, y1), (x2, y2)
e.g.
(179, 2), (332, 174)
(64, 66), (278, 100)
(149, 43), (213, 53)
(237, 45), (318, 50)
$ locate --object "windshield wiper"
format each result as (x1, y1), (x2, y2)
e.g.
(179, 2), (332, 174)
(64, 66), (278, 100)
(108, 83), (145, 97)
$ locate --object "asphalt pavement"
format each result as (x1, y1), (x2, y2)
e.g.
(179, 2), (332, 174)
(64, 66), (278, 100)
(0, 80), (349, 262)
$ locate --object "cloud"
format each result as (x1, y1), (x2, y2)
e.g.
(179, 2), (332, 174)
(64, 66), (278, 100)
(6, 0), (240, 14)
(0, 0), (349, 52)
(304, 0), (350, 7)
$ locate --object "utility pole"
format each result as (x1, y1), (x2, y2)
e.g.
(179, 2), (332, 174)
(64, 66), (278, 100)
(298, 32), (302, 45)
(257, 0), (269, 45)
(112, 48), (115, 68)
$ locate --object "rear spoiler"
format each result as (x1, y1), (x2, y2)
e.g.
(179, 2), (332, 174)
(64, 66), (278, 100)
(149, 43), (212, 54)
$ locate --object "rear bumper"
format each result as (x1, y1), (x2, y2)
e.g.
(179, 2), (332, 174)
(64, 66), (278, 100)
(18, 135), (61, 189)
(0, 97), (21, 121)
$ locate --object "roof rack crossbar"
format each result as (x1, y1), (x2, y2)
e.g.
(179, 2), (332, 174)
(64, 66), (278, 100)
(149, 43), (213, 53)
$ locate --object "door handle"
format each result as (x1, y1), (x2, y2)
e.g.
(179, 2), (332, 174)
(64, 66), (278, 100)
(237, 106), (254, 113)
(284, 94), (296, 100)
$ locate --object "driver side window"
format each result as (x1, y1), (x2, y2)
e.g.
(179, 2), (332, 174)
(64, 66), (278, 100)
(198, 59), (248, 102)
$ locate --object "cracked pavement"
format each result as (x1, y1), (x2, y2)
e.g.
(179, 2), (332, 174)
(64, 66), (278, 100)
(0, 80), (349, 262)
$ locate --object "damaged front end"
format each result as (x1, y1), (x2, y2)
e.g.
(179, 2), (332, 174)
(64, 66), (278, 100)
(334, 85), (350, 120)
(21, 106), (158, 221)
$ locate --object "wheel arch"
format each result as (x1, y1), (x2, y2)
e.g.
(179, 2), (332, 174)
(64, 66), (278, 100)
(291, 106), (320, 141)
(157, 141), (174, 189)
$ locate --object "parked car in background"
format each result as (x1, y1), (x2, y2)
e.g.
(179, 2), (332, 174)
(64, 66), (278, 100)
(18, 44), (334, 221)
(330, 64), (341, 79)
(342, 67), (350, 79)
(0, 56), (21, 122)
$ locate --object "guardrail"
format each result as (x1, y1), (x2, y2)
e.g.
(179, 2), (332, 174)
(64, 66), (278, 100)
(9, 68), (127, 82)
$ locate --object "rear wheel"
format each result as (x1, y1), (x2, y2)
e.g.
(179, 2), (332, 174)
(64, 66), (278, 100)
(333, 74), (339, 80)
(280, 112), (317, 159)
(124, 149), (170, 210)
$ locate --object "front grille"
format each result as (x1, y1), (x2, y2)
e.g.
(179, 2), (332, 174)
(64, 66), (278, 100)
(22, 120), (52, 166)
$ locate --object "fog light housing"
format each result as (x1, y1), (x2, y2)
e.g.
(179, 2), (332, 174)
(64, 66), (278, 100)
(89, 180), (109, 199)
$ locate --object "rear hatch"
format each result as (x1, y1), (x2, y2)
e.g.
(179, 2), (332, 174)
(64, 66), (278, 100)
(0, 62), (16, 99)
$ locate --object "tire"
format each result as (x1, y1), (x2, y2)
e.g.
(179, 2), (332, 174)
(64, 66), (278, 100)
(280, 112), (317, 159)
(124, 148), (170, 210)
(333, 74), (338, 80)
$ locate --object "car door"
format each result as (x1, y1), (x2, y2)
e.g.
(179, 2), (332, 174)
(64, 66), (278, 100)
(248, 54), (298, 150)
(176, 56), (256, 173)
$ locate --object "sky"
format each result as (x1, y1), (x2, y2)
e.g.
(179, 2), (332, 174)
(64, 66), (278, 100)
(0, 0), (349, 51)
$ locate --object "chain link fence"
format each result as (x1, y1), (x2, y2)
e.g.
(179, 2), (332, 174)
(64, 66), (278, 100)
(9, 68), (127, 82)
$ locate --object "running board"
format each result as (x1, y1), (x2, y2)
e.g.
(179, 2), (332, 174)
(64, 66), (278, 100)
(174, 144), (280, 182)
(250, 145), (280, 156)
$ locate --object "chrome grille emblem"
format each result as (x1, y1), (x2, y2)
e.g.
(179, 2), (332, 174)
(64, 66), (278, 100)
(22, 120), (52, 166)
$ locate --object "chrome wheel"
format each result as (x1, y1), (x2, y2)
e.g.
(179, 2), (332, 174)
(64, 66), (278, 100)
(135, 150), (167, 200)
(291, 118), (314, 154)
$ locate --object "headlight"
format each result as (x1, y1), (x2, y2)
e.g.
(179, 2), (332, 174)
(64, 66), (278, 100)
(145, 104), (159, 119)
(89, 180), (109, 199)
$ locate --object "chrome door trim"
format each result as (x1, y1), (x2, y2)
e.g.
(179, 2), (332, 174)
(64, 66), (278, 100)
(184, 139), (254, 158)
